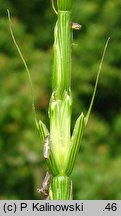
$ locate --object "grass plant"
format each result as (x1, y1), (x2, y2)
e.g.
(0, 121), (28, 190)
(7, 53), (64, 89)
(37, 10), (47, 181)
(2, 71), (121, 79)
(8, 0), (110, 200)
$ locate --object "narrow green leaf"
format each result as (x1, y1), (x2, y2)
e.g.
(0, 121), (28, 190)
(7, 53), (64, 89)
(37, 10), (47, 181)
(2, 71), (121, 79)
(36, 120), (49, 145)
(7, 9), (41, 132)
(84, 37), (110, 126)
(37, 119), (60, 176)
(65, 113), (85, 175)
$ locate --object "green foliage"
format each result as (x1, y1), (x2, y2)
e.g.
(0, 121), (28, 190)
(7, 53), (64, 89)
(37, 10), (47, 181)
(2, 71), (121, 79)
(0, 0), (121, 199)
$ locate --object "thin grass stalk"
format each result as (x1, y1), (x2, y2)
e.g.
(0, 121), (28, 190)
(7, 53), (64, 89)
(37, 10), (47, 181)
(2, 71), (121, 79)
(48, 0), (73, 199)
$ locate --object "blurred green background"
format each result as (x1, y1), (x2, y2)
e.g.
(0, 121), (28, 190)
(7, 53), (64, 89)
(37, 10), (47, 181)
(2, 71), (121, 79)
(0, 0), (121, 199)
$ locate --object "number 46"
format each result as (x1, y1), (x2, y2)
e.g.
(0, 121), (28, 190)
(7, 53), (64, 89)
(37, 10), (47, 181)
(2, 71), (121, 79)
(105, 203), (117, 211)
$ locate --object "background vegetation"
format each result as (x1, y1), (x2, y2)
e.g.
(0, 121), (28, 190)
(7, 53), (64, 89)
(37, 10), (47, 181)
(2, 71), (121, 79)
(0, 0), (121, 199)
